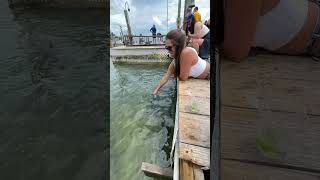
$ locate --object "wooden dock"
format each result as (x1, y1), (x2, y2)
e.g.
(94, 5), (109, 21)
(220, 54), (320, 179)
(172, 78), (210, 180)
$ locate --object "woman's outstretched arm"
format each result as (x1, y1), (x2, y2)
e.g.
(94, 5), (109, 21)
(152, 62), (175, 96)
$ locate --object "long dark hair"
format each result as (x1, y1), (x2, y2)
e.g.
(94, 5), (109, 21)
(186, 15), (195, 35)
(166, 29), (186, 76)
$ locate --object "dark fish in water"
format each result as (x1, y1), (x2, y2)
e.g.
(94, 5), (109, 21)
(30, 39), (64, 84)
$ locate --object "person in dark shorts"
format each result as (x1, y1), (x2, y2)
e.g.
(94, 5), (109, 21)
(150, 24), (157, 44)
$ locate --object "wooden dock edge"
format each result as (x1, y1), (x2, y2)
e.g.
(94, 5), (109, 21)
(173, 78), (210, 180)
(141, 162), (173, 179)
(173, 78), (180, 180)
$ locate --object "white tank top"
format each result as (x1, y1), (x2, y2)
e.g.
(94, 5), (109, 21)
(253, 0), (308, 50)
(195, 22), (210, 38)
(172, 47), (207, 78)
(189, 48), (207, 77)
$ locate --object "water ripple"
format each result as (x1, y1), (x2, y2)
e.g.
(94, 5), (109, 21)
(111, 63), (176, 180)
(0, 6), (107, 180)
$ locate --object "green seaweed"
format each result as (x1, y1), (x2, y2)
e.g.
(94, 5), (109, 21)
(256, 131), (285, 159)
(190, 101), (199, 113)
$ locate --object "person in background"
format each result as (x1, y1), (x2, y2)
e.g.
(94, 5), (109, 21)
(152, 29), (210, 96)
(150, 24), (157, 44)
(139, 34), (144, 45)
(157, 32), (163, 42)
(185, 10), (195, 36)
(193, 6), (202, 22)
(204, 18), (210, 28)
(186, 13), (210, 59)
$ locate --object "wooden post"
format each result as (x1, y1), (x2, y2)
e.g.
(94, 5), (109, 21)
(119, 25), (124, 43)
(124, 9), (133, 45)
(180, 160), (194, 180)
(179, 160), (205, 180)
(167, 0), (169, 32)
(177, 0), (182, 29)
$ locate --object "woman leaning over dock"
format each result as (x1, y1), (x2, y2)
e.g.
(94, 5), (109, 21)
(152, 29), (210, 96)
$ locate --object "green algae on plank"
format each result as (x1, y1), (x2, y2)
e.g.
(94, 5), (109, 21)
(256, 131), (286, 160)
(190, 101), (199, 113)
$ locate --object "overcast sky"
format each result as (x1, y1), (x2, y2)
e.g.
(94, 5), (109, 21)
(110, 0), (210, 36)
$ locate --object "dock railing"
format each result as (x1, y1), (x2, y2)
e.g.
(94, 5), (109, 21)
(122, 35), (166, 46)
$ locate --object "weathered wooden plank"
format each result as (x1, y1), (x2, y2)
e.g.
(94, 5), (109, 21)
(221, 73), (320, 115)
(193, 165), (205, 180)
(177, 76), (210, 179)
(223, 54), (320, 82)
(179, 79), (210, 98)
(221, 160), (320, 180)
(179, 159), (206, 180)
(141, 162), (173, 179)
(179, 112), (210, 148)
(221, 106), (320, 171)
(179, 142), (210, 168)
(222, 55), (320, 115)
(180, 159), (194, 180)
(179, 95), (210, 116)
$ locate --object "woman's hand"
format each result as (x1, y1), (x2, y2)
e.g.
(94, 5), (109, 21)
(152, 62), (175, 97)
(152, 89), (159, 97)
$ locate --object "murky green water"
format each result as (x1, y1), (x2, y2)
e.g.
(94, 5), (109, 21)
(110, 62), (176, 180)
(0, 2), (107, 180)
